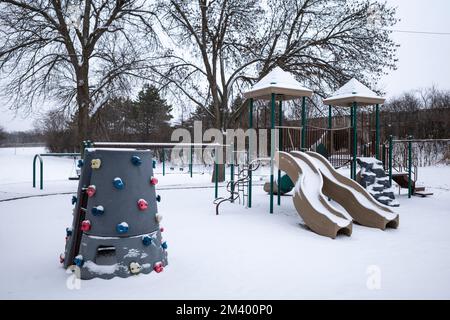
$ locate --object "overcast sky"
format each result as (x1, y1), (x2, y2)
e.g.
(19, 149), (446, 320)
(1, 0), (449, 132)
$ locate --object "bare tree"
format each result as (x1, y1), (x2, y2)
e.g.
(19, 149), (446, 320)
(154, 0), (398, 130)
(0, 0), (158, 142)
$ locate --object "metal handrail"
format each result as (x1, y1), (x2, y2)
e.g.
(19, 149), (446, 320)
(33, 153), (80, 190)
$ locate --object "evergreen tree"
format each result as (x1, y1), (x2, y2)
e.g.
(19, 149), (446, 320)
(0, 126), (6, 144)
(131, 84), (173, 142)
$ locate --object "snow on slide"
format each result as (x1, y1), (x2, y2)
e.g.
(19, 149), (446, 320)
(276, 151), (352, 239)
(303, 151), (399, 230)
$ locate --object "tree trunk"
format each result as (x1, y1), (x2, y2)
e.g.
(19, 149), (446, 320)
(77, 92), (90, 144)
(77, 62), (90, 145)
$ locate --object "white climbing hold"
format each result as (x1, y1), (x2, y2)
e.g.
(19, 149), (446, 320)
(129, 262), (142, 274)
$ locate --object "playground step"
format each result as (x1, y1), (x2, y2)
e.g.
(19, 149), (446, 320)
(414, 186), (426, 192)
(413, 191), (433, 197)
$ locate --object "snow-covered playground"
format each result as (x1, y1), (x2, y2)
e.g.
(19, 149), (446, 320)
(1, 146), (450, 299)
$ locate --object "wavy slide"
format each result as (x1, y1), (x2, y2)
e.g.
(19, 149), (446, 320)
(303, 151), (399, 230)
(276, 151), (399, 239)
(276, 151), (353, 239)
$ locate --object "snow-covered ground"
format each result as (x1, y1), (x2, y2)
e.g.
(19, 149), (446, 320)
(0, 147), (449, 299)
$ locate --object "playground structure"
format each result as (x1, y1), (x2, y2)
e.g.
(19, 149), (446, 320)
(33, 152), (81, 190)
(214, 157), (270, 215)
(231, 69), (404, 237)
(241, 70), (394, 213)
(61, 148), (167, 279)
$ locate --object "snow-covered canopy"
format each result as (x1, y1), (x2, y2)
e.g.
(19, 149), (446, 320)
(323, 78), (385, 107)
(243, 67), (313, 101)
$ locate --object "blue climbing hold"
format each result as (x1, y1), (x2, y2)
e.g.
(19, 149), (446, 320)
(152, 159), (156, 169)
(91, 205), (104, 216)
(113, 177), (124, 190)
(131, 156), (142, 166)
(66, 227), (73, 237)
(116, 222), (129, 234)
(74, 255), (84, 267)
(77, 159), (84, 168)
(156, 195), (161, 202)
(142, 235), (152, 246)
(71, 196), (77, 205)
(161, 241), (168, 250)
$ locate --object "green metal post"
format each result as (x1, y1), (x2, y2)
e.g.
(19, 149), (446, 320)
(32, 154), (43, 190)
(277, 100), (283, 206)
(270, 93), (275, 214)
(350, 106), (354, 178)
(230, 163), (234, 182)
(328, 106), (332, 129)
(214, 146), (219, 199)
(389, 135), (393, 187)
(39, 158), (43, 190)
(352, 102), (357, 180)
(301, 97), (306, 149)
(248, 98), (253, 208)
(230, 142), (235, 203)
(328, 105), (332, 161)
(230, 163), (235, 203)
(162, 148), (165, 176)
(190, 145), (193, 178)
(33, 155), (37, 188)
(408, 136), (412, 198)
(375, 104), (380, 160)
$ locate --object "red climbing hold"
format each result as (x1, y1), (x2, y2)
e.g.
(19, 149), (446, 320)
(153, 262), (164, 273)
(150, 177), (158, 185)
(86, 185), (96, 197)
(160, 227), (164, 232)
(137, 199), (148, 211)
(81, 220), (91, 231)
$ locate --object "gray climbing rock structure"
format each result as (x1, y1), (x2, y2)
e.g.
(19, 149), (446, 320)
(357, 157), (399, 207)
(61, 148), (168, 280)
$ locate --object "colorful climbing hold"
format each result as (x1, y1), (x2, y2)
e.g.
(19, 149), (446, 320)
(91, 158), (102, 169)
(74, 255), (84, 267)
(160, 227), (164, 232)
(91, 205), (104, 216)
(71, 195), (77, 205)
(131, 155), (142, 166)
(66, 227), (73, 237)
(153, 261), (164, 273)
(161, 241), (168, 250)
(86, 185), (96, 197)
(113, 177), (124, 190)
(81, 220), (91, 232)
(156, 195), (161, 202)
(155, 214), (163, 223)
(150, 177), (158, 185)
(152, 159), (156, 169)
(137, 199), (148, 211)
(77, 159), (84, 168)
(142, 235), (152, 246)
(129, 262), (142, 274)
(59, 253), (65, 264)
(116, 222), (129, 234)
